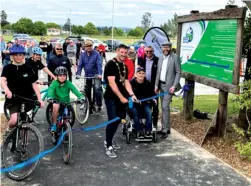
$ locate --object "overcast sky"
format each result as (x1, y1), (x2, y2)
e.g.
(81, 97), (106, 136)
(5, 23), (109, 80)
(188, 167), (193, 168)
(2, 0), (246, 28)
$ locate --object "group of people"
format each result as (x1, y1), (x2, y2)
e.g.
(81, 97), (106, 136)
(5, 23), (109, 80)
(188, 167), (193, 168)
(0, 35), (181, 159)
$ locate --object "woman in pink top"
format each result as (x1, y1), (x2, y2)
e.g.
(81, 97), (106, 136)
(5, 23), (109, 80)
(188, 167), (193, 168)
(137, 44), (145, 66)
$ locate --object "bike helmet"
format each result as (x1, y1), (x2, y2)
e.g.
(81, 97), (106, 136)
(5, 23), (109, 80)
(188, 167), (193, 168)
(32, 47), (43, 55)
(54, 66), (68, 76)
(9, 44), (26, 55)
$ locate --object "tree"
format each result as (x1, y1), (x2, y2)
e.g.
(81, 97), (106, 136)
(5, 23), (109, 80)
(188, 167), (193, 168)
(1, 10), (9, 27)
(103, 26), (111, 36)
(128, 27), (144, 37)
(160, 13), (178, 38)
(243, 13), (251, 55)
(33, 21), (46, 35)
(227, 0), (236, 4)
(46, 22), (61, 29)
(63, 18), (71, 31)
(114, 28), (124, 36)
(83, 22), (98, 35)
(72, 25), (85, 35)
(141, 12), (153, 31)
(12, 18), (34, 34)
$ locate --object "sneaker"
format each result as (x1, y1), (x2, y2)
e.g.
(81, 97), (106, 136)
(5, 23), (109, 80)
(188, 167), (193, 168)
(76, 75), (80, 79)
(50, 124), (57, 133)
(106, 146), (117, 158)
(104, 140), (121, 150)
(145, 131), (153, 138)
(137, 132), (144, 139)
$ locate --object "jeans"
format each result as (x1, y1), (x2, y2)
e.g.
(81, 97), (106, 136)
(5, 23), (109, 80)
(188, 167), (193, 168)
(105, 99), (127, 148)
(84, 78), (102, 108)
(130, 103), (152, 132)
(2, 59), (10, 66)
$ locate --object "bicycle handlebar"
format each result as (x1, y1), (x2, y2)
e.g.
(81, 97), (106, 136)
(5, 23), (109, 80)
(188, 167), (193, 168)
(47, 99), (84, 105)
(36, 81), (52, 86)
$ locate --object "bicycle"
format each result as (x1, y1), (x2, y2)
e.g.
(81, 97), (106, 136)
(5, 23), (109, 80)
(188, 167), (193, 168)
(1, 94), (44, 181)
(4, 81), (51, 121)
(74, 75), (99, 124)
(47, 99), (83, 164)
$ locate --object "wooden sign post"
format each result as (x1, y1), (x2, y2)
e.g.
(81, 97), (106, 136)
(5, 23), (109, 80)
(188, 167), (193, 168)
(176, 7), (247, 137)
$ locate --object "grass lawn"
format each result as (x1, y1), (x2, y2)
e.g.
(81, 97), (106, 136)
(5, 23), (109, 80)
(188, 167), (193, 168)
(170, 94), (240, 115)
(3, 35), (177, 45)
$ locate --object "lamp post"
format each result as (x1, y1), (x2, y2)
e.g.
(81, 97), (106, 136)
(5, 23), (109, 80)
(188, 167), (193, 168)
(69, 9), (72, 36)
(111, 0), (114, 51)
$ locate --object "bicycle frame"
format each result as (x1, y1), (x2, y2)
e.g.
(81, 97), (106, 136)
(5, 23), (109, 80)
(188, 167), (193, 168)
(33, 88), (48, 115)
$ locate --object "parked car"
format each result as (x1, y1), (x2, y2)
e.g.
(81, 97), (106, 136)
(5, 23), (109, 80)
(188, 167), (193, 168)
(49, 37), (62, 47)
(13, 33), (31, 39)
(104, 40), (126, 51)
(11, 37), (39, 46)
(130, 40), (146, 52)
(90, 38), (108, 51)
(66, 36), (84, 44)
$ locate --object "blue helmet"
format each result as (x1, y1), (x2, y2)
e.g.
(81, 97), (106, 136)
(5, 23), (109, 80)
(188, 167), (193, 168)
(32, 47), (43, 55)
(9, 44), (26, 55)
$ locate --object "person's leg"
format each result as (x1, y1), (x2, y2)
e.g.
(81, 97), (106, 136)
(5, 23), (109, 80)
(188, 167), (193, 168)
(6, 103), (20, 128)
(94, 78), (102, 108)
(143, 104), (153, 132)
(105, 99), (120, 148)
(129, 105), (141, 132)
(84, 79), (93, 109)
(161, 89), (172, 134)
(51, 103), (60, 132)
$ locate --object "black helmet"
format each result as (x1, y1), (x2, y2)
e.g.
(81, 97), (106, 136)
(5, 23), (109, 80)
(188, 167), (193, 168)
(55, 66), (68, 76)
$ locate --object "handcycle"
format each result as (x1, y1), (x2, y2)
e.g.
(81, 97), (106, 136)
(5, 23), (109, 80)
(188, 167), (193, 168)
(1, 94), (44, 181)
(47, 99), (84, 164)
(122, 100), (158, 144)
(4, 81), (51, 121)
(74, 75), (102, 124)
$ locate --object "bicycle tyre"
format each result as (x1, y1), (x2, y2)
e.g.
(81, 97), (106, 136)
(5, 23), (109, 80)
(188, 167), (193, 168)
(46, 103), (76, 127)
(4, 101), (10, 120)
(1, 124), (44, 181)
(74, 96), (89, 125)
(62, 121), (72, 164)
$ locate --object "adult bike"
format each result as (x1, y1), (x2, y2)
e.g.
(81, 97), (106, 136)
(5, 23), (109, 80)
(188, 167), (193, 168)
(47, 99), (83, 164)
(1, 95), (44, 181)
(4, 81), (51, 121)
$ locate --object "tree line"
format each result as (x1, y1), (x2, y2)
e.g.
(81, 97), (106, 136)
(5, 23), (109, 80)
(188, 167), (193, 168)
(1, 10), (179, 38)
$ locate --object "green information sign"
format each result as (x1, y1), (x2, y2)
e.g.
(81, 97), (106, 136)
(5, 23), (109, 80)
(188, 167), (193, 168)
(180, 19), (237, 84)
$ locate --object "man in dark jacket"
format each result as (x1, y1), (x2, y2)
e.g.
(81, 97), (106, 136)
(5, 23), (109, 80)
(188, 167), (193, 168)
(130, 67), (156, 138)
(48, 43), (72, 82)
(63, 38), (70, 56)
(140, 45), (159, 127)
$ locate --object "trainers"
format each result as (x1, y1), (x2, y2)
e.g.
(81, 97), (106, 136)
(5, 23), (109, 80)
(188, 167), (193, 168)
(106, 146), (117, 158)
(50, 124), (57, 133)
(104, 140), (121, 150)
(137, 132), (144, 139)
(145, 131), (153, 138)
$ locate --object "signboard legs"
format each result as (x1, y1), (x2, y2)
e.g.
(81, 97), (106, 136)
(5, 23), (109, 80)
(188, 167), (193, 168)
(183, 79), (195, 120)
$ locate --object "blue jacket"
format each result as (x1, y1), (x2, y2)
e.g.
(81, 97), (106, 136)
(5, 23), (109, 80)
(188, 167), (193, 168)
(77, 50), (102, 77)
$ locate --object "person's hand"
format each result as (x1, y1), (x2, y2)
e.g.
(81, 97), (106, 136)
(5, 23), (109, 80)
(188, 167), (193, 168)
(154, 87), (159, 94)
(131, 95), (138, 102)
(97, 75), (102, 79)
(152, 99), (157, 105)
(169, 86), (175, 94)
(120, 97), (128, 104)
(38, 99), (44, 108)
(5, 88), (12, 99)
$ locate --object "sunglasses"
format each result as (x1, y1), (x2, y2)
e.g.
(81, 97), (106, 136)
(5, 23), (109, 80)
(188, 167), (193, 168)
(146, 51), (153, 53)
(56, 48), (63, 50)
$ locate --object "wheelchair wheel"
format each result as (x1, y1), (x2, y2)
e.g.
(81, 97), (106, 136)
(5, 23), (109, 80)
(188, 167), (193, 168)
(126, 131), (131, 144)
(153, 131), (157, 143)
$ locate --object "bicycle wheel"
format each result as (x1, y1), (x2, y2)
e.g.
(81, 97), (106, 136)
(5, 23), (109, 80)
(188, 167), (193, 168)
(2, 124), (44, 181)
(74, 96), (89, 125)
(62, 121), (72, 164)
(46, 103), (76, 127)
(4, 101), (10, 120)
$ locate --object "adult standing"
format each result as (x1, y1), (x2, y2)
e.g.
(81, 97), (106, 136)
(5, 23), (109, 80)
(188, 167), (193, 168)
(67, 40), (77, 73)
(63, 38), (70, 56)
(128, 46), (136, 64)
(103, 44), (137, 158)
(155, 42), (181, 139)
(76, 40), (103, 113)
(47, 39), (53, 63)
(140, 46), (159, 127)
(0, 35), (6, 64)
(2, 41), (12, 67)
(39, 37), (48, 63)
(27, 41), (36, 59)
(76, 40), (82, 65)
(137, 44), (145, 66)
(47, 42), (72, 82)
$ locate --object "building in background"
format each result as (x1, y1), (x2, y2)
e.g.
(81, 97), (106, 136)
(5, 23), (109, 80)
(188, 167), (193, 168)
(47, 28), (61, 36)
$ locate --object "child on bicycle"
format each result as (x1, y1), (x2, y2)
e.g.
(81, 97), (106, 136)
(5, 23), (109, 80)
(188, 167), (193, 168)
(48, 66), (84, 133)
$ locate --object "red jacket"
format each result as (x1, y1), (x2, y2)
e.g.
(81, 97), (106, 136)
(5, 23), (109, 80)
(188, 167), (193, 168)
(124, 57), (135, 80)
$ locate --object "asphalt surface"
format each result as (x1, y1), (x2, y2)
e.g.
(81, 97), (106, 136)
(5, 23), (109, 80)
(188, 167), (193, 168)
(1, 53), (251, 185)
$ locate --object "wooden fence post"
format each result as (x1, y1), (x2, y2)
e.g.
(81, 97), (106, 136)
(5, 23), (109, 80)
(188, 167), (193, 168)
(183, 79), (195, 120)
(216, 90), (229, 137)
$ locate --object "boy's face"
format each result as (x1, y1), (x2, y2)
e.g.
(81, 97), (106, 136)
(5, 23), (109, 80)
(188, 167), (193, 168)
(58, 74), (67, 83)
